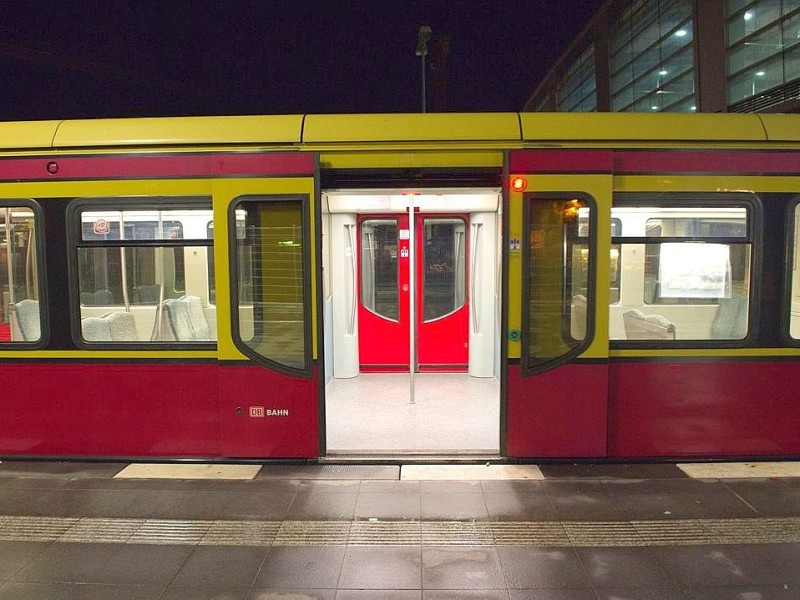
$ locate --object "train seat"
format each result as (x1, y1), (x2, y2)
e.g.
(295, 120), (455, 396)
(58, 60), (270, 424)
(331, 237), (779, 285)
(81, 311), (139, 342)
(9, 299), (40, 342)
(162, 295), (212, 342)
(80, 289), (114, 306)
(711, 294), (748, 339)
(570, 294), (587, 340)
(107, 311), (138, 341)
(623, 309), (676, 340)
(203, 306), (217, 341)
(81, 316), (112, 341)
(135, 285), (161, 303)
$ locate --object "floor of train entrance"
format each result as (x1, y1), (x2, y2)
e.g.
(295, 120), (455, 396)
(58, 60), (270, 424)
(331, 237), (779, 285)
(325, 373), (500, 454)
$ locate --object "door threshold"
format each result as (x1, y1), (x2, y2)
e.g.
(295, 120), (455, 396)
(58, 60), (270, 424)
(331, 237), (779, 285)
(320, 452), (505, 464)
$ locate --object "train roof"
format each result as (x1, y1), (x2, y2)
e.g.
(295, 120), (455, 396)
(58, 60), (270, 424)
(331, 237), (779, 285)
(0, 112), (798, 150)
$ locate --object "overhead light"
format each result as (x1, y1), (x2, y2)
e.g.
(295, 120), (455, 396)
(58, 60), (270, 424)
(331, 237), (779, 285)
(675, 29), (687, 37)
(756, 70), (766, 76)
(651, 105), (659, 110)
(744, 10), (753, 21)
(659, 70), (668, 76)
(691, 106), (697, 111)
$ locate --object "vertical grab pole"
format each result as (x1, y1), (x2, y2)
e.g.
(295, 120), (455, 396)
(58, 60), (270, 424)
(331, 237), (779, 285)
(408, 196), (416, 405)
(119, 212), (131, 312)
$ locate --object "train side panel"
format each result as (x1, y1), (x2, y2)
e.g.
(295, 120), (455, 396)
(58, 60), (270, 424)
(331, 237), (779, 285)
(609, 359), (800, 457)
(0, 363), (219, 456)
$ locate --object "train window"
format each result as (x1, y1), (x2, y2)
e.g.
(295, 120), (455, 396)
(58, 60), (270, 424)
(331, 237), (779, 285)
(610, 218), (622, 305)
(790, 204), (800, 340)
(70, 201), (215, 344)
(0, 204), (43, 344)
(232, 197), (308, 373)
(611, 200), (752, 342)
(206, 222), (215, 304)
(524, 196), (594, 373)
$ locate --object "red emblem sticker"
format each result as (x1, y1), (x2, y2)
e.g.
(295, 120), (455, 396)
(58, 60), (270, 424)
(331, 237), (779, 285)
(93, 219), (110, 235)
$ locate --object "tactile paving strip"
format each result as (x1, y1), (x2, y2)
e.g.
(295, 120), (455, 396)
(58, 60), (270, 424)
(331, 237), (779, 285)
(2, 515), (800, 547)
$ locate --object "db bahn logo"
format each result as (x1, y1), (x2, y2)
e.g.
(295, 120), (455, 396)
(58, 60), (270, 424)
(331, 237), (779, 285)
(249, 406), (289, 418)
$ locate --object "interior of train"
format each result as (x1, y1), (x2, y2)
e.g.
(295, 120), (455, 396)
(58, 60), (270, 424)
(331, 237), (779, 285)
(320, 189), (503, 456)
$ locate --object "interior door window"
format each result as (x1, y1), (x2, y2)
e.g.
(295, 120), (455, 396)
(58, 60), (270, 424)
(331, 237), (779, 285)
(360, 219), (399, 321)
(422, 218), (466, 322)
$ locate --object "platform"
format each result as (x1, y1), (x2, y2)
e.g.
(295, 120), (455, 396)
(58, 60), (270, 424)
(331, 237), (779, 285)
(0, 460), (799, 598)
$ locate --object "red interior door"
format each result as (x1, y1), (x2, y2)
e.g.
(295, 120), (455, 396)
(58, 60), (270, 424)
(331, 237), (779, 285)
(358, 214), (409, 369)
(416, 215), (469, 370)
(358, 213), (468, 371)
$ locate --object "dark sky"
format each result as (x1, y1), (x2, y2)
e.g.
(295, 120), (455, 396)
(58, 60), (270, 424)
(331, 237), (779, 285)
(0, 1), (602, 120)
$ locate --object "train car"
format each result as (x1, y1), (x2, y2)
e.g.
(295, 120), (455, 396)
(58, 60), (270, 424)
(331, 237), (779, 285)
(0, 112), (799, 461)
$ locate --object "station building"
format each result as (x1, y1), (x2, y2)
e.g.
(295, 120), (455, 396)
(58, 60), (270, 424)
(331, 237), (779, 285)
(524, 0), (800, 113)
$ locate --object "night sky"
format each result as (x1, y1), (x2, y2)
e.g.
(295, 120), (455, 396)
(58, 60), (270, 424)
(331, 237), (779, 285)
(0, 1), (602, 120)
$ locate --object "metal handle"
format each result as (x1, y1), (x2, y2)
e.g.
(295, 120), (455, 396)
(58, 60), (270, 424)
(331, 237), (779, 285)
(471, 222), (482, 334)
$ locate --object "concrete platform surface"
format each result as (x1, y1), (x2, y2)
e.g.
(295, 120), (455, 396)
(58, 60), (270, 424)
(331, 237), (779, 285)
(0, 460), (798, 599)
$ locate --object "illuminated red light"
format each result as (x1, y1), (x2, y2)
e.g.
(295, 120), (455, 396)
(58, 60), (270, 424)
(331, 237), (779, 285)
(510, 176), (527, 192)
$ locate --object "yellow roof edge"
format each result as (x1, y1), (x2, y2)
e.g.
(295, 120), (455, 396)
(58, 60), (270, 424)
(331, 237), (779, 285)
(0, 120), (63, 150)
(520, 112), (769, 143)
(52, 114), (305, 148)
(758, 114), (800, 142)
(4, 112), (797, 151)
(302, 113), (522, 143)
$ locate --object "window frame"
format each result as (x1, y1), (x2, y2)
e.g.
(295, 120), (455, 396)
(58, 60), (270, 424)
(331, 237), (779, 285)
(782, 197), (800, 346)
(66, 196), (214, 349)
(521, 192), (597, 377)
(228, 194), (313, 378)
(0, 199), (48, 348)
(610, 193), (760, 349)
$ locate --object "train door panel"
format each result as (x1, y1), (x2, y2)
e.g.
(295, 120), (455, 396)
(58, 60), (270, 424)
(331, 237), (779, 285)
(216, 159), (320, 458)
(357, 212), (469, 371)
(417, 215), (469, 369)
(358, 215), (409, 369)
(506, 151), (612, 457)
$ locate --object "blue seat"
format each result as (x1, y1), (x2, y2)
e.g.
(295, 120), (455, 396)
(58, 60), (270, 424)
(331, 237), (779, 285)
(160, 296), (211, 342)
(623, 309), (676, 340)
(711, 294), (748, 339)
(10, 299), (40, 342)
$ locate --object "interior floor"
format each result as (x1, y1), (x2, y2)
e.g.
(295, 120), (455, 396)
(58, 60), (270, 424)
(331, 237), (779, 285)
(325, 373), (500, 454)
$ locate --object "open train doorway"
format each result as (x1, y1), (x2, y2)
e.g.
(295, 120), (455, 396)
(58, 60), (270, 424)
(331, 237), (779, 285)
(321, 189), (502, 456)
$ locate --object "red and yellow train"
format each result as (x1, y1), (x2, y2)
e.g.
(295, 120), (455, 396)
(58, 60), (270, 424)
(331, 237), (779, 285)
(0, 112), (799, 460)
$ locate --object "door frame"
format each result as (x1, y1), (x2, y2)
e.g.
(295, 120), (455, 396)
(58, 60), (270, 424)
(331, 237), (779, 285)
(322, 187), (503, 455)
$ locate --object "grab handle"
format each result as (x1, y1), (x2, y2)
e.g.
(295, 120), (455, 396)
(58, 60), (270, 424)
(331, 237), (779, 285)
(346, 224), (357, 335)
